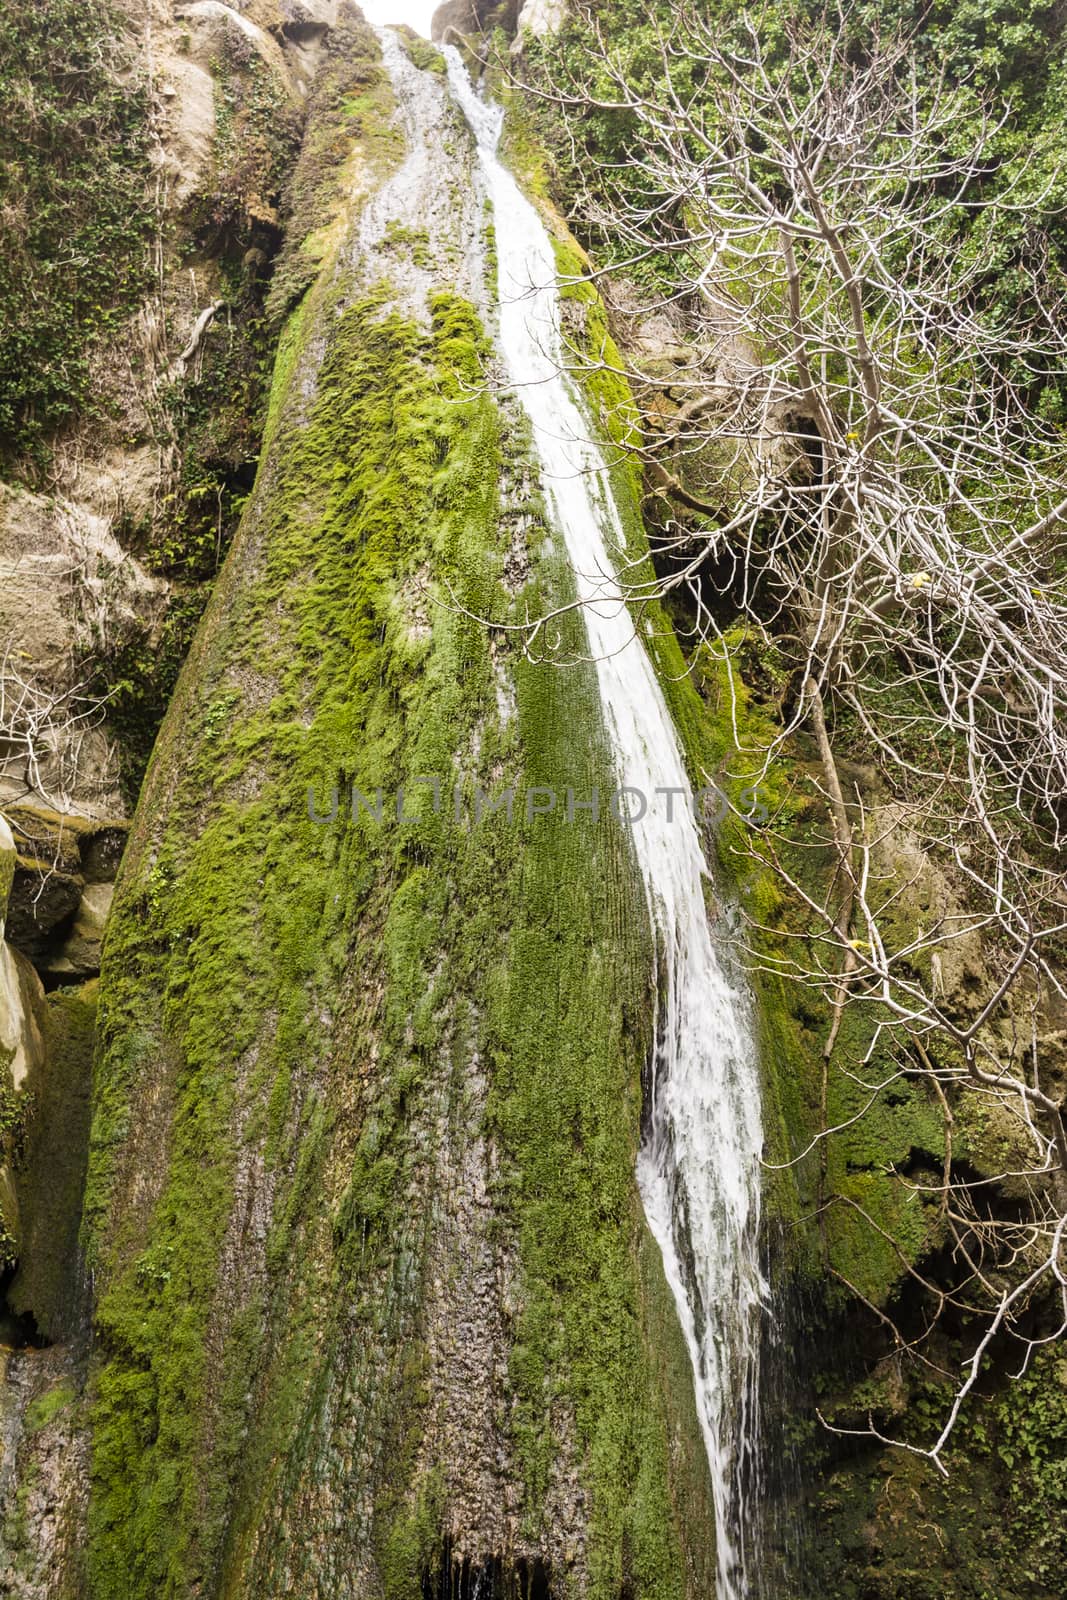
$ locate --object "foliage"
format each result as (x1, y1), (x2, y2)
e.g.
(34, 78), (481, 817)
(535, 0), (1067, 334)
(796, 1347), (1067, 1598)
(0, 0), (152, 469)
(510, 5), (1067, 1585)
(187, 30), (301, 264)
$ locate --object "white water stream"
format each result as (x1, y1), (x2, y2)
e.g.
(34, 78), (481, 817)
(445, 52), (767, 1598)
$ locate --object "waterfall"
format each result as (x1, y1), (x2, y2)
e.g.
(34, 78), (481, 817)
(445, 51), (766, 1598)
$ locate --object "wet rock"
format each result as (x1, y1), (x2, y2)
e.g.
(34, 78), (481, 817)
(6, 982), (96, 1344)
(0, 1346), (90, 1600)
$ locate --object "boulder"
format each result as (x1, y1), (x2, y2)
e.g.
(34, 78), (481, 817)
(80, 823), (130, 886)
(5, 869), (84, 963)
(1, 816), (49, 1092)
(2, 806), (85, 961)
(1, 806), (126, 969)
(39, 884), (114, 985)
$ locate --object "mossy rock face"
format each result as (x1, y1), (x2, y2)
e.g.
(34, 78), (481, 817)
(81, 33), (713, 1600)
(6, 984), (96, 1343)
(0, 817), (16, 917)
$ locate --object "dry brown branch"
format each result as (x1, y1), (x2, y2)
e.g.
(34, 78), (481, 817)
(508, 1), (1067, 1462)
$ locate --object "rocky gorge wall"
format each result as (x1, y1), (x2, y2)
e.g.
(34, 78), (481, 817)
(0, 4), (335, 1592)
(78, 19), (721, 1598)
(2, 2), (1065, 1597)
(3, 7), (719, 1596)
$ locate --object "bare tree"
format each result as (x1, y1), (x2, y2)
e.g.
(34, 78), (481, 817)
(0, 646), (108, 816)
(513, 5), (1067, 1468)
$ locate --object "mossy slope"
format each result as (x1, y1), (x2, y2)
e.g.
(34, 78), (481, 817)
(83, 33), (715, 1600)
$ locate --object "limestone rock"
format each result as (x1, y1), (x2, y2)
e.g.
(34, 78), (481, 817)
(79, 824), (129, 886)
(1, 808), (84, 963)
(1, 820), (47, 1095)
(0, 821), (49, 1093)
(513, 0), (565, 44)
(1, 807), (126, 970)
(4, 872), (83, 965)
(38, 885), (113, 985)
(0, 1348), (89, 1599)
(0, 483), (166, 819)
(632, 311), (695, 369)
(432, 0), (520, 41)
(432, 0), (480, 38)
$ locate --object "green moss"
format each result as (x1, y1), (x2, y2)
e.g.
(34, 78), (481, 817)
(267, 12), (400, 322)
(84, 252), (706, 1592)
(379, 1464), (444, 1599)
(1, 1455), (39, 1556)
(262, 294), (310, 448)
(395, 29), (448, 76)
(495, 67), (553, 200)
(78, 42), (731, 1593)
(383, 220), (435, 269)
(0, 0), (153, 470)
(24, 1379), (77, 1434)
(800, 1347), (1067, 1599)
(552, 236), (642, 482)
(536, 214), (952, 1314)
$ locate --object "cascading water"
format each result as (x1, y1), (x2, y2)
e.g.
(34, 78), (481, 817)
(445, 50), (767, 1598)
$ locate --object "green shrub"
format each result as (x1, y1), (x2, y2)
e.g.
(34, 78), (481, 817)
(0, 0), (152, 469)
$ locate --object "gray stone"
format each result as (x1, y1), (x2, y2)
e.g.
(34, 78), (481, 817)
(5, 869), (84, 963)
(39, 884), (113, 983)
(79, 824), (128, 885)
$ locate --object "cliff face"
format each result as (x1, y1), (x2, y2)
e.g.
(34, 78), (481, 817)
(3, 5), (1064, 1599)
(514, 6), (1067, 1599)
(0, 11), (346, 1590)
(0, 13), (715, 1598)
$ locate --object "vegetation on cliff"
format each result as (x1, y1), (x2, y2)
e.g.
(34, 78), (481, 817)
(0, 0), (152, 471)
(78, 30), (716, 1596)
(506, 1), (1067, 1592)
(2, 2), (1065, 1596)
